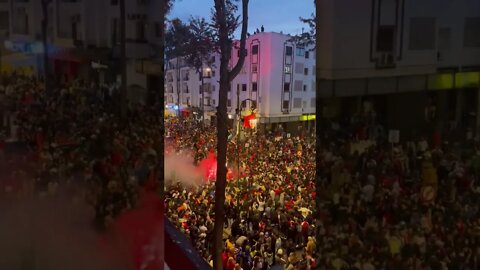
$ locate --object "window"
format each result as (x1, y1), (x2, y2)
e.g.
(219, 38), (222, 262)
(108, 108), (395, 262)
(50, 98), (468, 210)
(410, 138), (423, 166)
(212, 85), (216, 92)
(409, 18), (436, 50)
(438, 27), (451, 50)
(303, 85), (307, 91)
(252, 82), (257, 92)
(199, 85), (202, 94)
(252, 64), (258, 73)
(286, 46), (293, 56)
(293, 98), (302, 108)
(242, 84), (247, 92)
(296, 47), (305, 56)
(464, 18), (480, 48)
(283, 83), (290, 92)
(252, 44), (259, 54)
(284, 65), (291, 73)
(304, 68), (309, 76)
(283, 100), (290, 110)
(294, 80), (303, 91)
(136, 21), (146, 41)
(212, 99), (216, 105)
(155, 23), (161, 37)
(227, 99), (231, 107)
(71, 19), (79, 40)
(111, 18), (118, 44)
(305, 51), (309, 59)
(13, 8), (29, 35)
(295, 63), (304, 74)
(211, 56), (215, 62)
(0, 11), (9, 30)
(311, 98), (316, 108)
(212, 70), (216, 77)
(251, 100), (257, 109)
(376, 26), (395, 52)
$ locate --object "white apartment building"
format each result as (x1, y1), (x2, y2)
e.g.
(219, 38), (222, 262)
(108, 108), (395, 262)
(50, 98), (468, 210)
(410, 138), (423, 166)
(0, 0), (163, 101)
(165, 31), (316, 132)
(317, 0), (480, 136)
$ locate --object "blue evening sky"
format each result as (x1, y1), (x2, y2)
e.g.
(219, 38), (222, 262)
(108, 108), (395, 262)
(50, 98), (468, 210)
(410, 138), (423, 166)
(169, 0), (315, 38)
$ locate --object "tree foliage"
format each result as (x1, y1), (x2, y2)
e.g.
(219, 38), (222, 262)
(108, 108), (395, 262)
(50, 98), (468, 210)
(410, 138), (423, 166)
(185, 16), (216, 71)
(164, 18), (192, 60)
(290, 1), (316, 50)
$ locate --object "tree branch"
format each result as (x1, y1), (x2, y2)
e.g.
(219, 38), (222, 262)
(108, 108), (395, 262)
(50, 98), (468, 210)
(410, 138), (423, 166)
(227, 0), (248, 80)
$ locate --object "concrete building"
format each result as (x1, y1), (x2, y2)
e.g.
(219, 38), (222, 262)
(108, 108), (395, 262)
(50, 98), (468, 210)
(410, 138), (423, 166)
(317, 0), (480, 139)
(165, 31), (316, 133)
(0, 0), (163, 101)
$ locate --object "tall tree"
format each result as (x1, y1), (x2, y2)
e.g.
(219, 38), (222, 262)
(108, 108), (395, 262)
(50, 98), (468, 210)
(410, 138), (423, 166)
(211, 0), (249, 269)
(165, 18), (191, 118)
(184, 16), (215, 126)
(40, 0), (52, 94)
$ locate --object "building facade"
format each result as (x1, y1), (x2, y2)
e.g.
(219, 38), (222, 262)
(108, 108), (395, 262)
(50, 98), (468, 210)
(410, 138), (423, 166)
(165, 32), (316, 133)
(317, 0), (480, 139)
(0, 0), (163, 101)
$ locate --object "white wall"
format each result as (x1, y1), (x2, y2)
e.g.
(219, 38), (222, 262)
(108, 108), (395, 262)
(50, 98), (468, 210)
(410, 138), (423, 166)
(318, 0), (480, 80)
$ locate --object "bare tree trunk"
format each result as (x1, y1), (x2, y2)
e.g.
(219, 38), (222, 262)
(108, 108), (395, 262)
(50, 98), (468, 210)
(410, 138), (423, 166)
(119, 0), (127, 119)
(212, 1), (249, 269)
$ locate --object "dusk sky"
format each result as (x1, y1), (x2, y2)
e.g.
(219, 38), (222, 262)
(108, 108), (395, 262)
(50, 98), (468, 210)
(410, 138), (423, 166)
(169, 0), (315, 38)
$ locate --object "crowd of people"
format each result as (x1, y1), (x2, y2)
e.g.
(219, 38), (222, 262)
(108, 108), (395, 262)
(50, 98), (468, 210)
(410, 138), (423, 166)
(165, 115), (480, 269)
(0, 73), (163, 235)
(1, 71), (480, 270)
(165, 117), (317, 269)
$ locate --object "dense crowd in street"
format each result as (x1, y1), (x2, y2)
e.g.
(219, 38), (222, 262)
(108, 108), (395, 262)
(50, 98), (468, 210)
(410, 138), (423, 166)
(165, 117), (317, 270)
(165, 116), (480, 269)
(1, 72), (480, 270)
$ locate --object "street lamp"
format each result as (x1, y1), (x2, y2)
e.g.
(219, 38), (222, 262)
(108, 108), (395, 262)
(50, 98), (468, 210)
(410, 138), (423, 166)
(235, 90), (257, 195)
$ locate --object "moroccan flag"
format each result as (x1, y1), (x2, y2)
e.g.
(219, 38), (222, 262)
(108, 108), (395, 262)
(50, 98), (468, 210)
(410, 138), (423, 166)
(243, 113), (256, 128)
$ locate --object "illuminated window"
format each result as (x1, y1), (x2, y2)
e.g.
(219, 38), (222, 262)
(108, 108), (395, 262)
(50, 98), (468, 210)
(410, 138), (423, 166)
(284, 65), (291, 73)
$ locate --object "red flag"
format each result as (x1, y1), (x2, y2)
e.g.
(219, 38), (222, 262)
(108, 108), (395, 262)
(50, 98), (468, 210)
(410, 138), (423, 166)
(243, 113), (256, 128)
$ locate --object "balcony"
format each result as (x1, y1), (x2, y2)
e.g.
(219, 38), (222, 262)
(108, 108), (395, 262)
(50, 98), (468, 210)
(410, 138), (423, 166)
(375, 52), (396, 69)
